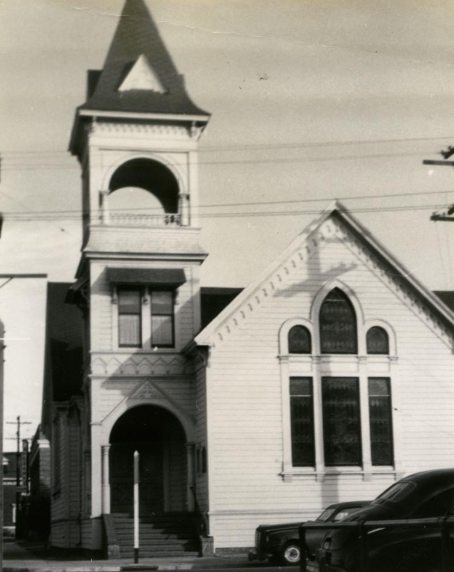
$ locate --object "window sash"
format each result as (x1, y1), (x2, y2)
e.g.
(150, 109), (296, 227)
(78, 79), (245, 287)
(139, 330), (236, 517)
(151, 290), (174, 347)
(368, 377), (394, 466)
(290, 377), (315, 467)
(322, 377), (362, 466)
(119, 314), (142, 347)
(151, 315), (174, 347)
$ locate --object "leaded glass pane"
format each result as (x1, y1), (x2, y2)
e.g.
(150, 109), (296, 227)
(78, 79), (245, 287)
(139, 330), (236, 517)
(119, 314), (141, 347)
(322, 377), (361, 466)
(368, 378), (393, 465)
(367, 327), (389, 355)
(320, 289), (357, 354)
(290, 377), (312, 396)
(290, 377), (315, 467)
(288, 326), (311, 354)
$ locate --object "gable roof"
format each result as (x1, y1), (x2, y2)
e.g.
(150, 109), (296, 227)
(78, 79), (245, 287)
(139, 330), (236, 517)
(77, 0), (209, 119)
(195, 201), (454, 346)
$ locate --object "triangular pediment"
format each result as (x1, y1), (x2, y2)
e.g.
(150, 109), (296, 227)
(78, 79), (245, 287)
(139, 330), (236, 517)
(129, 380), (164, 400)
(118, 54), (166, 93)
(195, 202), (454, 348)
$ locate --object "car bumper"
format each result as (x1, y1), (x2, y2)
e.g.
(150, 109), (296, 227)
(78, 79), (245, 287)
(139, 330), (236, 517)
(248, 550), (267, 562)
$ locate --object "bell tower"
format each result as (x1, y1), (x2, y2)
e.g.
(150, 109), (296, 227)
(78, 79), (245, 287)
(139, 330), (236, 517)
(68, 0), (210, 349)
(70, 0), (209, 248)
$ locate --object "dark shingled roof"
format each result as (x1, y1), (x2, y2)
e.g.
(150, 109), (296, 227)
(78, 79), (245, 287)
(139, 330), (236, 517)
(434, 291), (454, 313)
(46, 283), (84, 402)
(79, 0), (209, 117)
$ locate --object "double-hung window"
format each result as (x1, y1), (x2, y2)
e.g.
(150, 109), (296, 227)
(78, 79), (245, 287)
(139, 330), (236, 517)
(117, 287), (175, 349)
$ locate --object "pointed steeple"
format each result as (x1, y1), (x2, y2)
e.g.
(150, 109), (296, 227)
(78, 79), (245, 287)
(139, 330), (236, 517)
(79, 0), (208, 117)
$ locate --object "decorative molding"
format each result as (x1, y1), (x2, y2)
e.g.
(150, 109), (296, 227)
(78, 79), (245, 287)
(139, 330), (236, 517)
(129, 380), (164, 400)
(91, 354), (194, 376)
(91, 121), (189, 138)
(332, 217), (454, 347)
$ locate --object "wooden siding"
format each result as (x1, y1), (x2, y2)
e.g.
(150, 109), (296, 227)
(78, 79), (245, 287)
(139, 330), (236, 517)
(206, 231), (454, 549)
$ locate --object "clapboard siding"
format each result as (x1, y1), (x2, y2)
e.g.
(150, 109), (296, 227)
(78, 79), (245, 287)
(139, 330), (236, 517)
(206, 228), (454, 549)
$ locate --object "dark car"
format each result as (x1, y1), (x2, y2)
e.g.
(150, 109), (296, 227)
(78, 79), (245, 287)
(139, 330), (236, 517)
(316, 468), (454, 572)
(249, 501), (369, 566)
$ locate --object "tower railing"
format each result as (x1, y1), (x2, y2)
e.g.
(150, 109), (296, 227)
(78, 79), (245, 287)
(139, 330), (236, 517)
(100, 212), (183, 227)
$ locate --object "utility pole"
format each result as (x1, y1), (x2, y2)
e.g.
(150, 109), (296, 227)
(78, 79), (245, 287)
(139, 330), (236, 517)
(6, 416), (32, 536)
(423, 147), (454, 223)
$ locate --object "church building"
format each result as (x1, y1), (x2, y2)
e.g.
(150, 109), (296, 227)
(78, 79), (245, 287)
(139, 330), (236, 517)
(41, 0), (454, 558)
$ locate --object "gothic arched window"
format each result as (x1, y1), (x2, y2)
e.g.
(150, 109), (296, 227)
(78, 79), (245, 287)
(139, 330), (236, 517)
(288, 325), (312, 354)
(319, 288), (357, 354)
(366, 326), (389, 354)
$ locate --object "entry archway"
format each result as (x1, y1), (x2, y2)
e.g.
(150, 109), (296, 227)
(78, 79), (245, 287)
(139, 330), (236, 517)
(109, 405), (187, 515)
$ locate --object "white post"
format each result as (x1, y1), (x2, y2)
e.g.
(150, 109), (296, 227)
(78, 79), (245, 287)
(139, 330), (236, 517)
(134, 451), (139, 563)
(101, 445), (111, 514)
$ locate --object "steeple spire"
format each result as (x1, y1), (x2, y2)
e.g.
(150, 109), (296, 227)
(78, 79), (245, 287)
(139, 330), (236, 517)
(79, 0), (208, 117)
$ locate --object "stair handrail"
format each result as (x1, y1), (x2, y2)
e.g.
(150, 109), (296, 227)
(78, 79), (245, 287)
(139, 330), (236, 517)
(189, 485), (208, 537)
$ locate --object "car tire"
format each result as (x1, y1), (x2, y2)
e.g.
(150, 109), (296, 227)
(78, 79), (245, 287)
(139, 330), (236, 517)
(280, 542), (301, 566)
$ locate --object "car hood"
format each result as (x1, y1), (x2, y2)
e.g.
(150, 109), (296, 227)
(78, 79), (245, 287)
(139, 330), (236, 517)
(257, 521), (302, 533)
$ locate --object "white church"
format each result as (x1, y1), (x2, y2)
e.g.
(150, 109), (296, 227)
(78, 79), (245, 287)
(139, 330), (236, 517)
(39, 0), (454, 558)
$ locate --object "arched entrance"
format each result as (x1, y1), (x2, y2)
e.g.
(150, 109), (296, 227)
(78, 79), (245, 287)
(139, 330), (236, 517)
(109, 405), (187, 515)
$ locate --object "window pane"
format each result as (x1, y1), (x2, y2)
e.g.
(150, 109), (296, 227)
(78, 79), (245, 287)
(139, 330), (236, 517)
(118, 289), (141, 313)
(367, 327), (389, 355)
(320, 289), (357, 354)
(288, 325), (311, 354)
(151, 315), (173, 346)
(322, 377), (361, 466)
(368, 378), (393, 466)
(290, 377), (315, 466)
(290, 377), (313, 396)
(119, 314), (141, 347)
(151, 291), (173, 315)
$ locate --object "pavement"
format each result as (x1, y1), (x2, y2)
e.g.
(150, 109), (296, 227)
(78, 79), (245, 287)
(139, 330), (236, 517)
(2, 541), (261, 572)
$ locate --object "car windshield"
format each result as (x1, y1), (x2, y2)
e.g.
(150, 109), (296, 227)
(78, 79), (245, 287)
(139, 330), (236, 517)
(373, 482), (416, 504)
(333, 507), (361, 521)
(317, 508), (336, 522)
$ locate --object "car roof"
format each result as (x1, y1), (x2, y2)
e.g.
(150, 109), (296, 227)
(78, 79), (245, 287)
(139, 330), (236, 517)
(326, 501), (370, 510)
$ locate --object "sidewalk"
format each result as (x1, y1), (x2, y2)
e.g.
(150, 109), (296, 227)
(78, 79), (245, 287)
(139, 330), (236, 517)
(3, 542), (256, 572)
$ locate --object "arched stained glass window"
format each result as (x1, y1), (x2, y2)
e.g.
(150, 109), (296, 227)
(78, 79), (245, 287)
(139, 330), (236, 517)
(319, 288), (357, 354)
(367, 327), (389, 355)
(288, 325), (312, 354)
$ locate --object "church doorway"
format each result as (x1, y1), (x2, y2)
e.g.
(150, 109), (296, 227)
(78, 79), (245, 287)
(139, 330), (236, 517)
(109, 405), (187, 515)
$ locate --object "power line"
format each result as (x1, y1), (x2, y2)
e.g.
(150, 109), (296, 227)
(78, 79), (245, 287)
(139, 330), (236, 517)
(0, 189), (452, 217)
(0, 203), (449, 222)
(0, 151), (446, 171)
(1, 134), (454, 157)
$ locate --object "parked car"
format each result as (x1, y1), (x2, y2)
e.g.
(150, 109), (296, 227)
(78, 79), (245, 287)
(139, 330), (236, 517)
(249, 501), (369, 566)
(316, 468), (454, 572)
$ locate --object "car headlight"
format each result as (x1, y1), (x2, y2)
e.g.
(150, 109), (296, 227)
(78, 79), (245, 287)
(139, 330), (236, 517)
(323, 538), (331, 550)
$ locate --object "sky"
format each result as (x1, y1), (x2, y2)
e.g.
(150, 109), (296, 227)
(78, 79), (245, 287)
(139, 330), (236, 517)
(0, 0), (453, 450)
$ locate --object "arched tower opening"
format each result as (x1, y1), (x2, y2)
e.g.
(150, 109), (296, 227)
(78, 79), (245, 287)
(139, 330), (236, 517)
(109, 405), (187, 515)
(107, 158), (180, 222)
